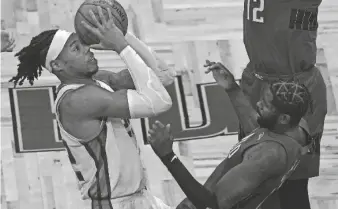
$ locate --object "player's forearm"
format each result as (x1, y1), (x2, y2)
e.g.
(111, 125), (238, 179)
(125, 32), (176, 86)
(125, 32), (157, 70)
(226, 84), (259, 135)
(95, 32), (175, 91)
(161, 152), (219, 209)
(120, 46), (172, 117)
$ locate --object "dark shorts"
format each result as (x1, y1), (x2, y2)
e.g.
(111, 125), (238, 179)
(239, 65), (327, 179)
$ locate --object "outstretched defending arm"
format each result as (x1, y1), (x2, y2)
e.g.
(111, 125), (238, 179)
(204, 61), (259, 136)
(160, 152), (219, 209)
(148, 121), (288, 209)
(162, 142), (287, 209)
(176, 159), (229, 209)
(147, 121), (218, 209)
(226, 84), (259, 136)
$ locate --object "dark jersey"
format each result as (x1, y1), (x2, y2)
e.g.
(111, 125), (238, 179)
(225, 128), (302, 209)
(243, 0), (322, 75)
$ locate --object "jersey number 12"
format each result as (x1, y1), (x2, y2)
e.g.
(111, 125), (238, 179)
(246, 0), (265, 23)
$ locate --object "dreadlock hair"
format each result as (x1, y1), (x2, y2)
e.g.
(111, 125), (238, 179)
(270, 80), (313, 127)
(9, 29), (58, 87)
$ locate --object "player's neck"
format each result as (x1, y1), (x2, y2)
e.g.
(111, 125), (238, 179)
(60, 77), (97, 85)
(270, 124), (294, 135)
(283, 126), (302, 139)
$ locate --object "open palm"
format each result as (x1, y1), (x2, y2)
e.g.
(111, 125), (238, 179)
(204, 60), (236, 90)
(148, 121), (174, 157)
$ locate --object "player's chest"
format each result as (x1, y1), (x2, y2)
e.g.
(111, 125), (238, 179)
(227, 130), (266, 160)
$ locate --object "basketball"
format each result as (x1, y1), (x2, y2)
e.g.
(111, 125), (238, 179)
(74, 0), (128, 45)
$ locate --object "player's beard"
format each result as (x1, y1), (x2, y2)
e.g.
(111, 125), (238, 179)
(257, 112), (279, 130)
(85, 68), (98, 77)
(85, 65), (99, 77)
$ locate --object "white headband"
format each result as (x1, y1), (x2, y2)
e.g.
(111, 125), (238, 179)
(45, 29), (72, 72)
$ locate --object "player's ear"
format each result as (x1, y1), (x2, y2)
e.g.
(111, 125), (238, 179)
(279, 114), (291, 125)
(50, 60), (65, 72)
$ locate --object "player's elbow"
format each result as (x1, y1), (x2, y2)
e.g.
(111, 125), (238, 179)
(161, 99), (172, 112)
(137, 99), (172, 118)
(153, 95), (172, 115)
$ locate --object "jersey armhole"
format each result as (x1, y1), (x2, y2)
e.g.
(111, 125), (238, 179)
(56, 87), (107, 144)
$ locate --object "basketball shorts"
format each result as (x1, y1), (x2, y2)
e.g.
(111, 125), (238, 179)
(239, 65), (327, 179)
(90, 189), (173, 209)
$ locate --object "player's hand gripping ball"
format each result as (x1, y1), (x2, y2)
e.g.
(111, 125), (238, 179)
(74, 0), (128, 46)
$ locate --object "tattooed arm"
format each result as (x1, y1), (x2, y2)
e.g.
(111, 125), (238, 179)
(176, 159), (228, 209)
(159, 151), (219, 209)
(214, 141), (287, 209)
(175, 159), (230, 209)
(205, 61), (258, 136)
(226, 85), (259, 136)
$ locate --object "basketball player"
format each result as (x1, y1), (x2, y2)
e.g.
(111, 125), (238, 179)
(149, 61), (311, 209)
(9, 7), (173, 209)
(241, 0), (327, 208)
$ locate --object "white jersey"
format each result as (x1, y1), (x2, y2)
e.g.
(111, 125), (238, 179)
(54, 80), (148, 202)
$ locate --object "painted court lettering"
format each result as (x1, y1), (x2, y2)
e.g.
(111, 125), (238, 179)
(9, 76), (239, 153)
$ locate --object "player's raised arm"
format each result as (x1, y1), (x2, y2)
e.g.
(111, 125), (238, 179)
(125, 32), (176, 86)
(93, 32), (176, 91)
(148, 121), (219, 209)
(204, 60), (259, 135)
(176, 158), (236, 209)
(75, 7), (172, 119)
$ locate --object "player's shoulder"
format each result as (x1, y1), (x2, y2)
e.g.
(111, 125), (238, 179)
(243, 140), (287, 165)
(246, 140), (286, 157)
(243, 141), (287, 174)
(59, 84), (108, 113)
(264, 129), (303, 150)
